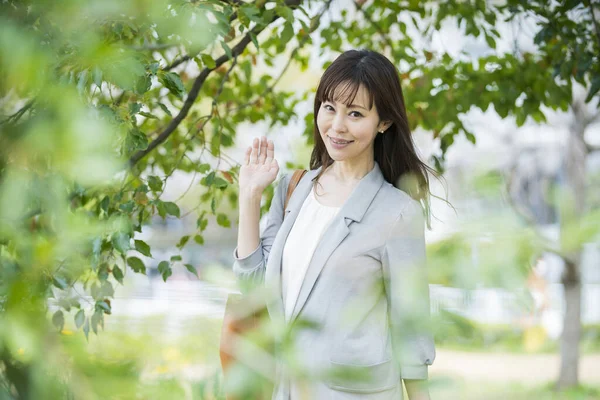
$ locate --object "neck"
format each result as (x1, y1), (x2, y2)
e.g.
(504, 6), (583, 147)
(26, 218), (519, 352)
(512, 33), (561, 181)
(327, 158), (375, 185)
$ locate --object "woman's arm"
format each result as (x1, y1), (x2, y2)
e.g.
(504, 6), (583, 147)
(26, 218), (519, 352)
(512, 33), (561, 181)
(381, 197), (436, 382)
(233, 173), (290, 288)
(404, 379), (431, 400)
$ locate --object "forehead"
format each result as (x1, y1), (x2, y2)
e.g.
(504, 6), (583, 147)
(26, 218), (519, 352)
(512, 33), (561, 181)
(326, 81), (373, 109)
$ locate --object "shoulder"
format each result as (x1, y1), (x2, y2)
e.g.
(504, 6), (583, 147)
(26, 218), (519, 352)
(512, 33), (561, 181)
(377, 182), (422, 219)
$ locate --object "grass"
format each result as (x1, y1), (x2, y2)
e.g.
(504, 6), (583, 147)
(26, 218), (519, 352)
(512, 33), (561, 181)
(50, 313), (600, 399)
(429, 379), (600, 400)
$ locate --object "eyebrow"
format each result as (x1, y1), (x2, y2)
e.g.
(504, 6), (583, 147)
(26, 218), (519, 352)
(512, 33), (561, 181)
(326, 100), (368, 111)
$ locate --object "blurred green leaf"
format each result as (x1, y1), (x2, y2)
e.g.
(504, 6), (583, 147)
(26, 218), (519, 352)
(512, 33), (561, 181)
(134, 239), (152, 257)
(74, 309), (85, 329)
(157, 261), (172, 282)
(52, 310), (64, 331)
(126, 257), (146, 274)
(160, 72), (185, 98)
(184, 263), (199, 278)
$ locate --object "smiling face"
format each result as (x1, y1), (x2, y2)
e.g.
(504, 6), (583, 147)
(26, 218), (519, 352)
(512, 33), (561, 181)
(316, 82), (390, 166)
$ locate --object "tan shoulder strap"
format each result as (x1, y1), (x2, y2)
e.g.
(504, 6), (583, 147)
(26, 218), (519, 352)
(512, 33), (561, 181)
(283, 169), (308, 217)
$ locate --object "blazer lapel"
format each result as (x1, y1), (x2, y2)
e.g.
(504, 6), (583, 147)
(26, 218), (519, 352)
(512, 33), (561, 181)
(264, 167), (321, 322)
(289, 162), (385, 324)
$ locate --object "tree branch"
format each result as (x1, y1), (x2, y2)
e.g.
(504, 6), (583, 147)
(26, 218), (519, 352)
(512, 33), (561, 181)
(584, 0), (600, 50)
(165, 55), (191, 71)
(1, 99), (36, 125)
(129, 0), (306, 167)
(227, 1), (329, 113)
(353, 1), (396, 52)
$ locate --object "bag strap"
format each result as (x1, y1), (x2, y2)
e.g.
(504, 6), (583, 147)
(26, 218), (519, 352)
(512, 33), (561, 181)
(283, 169), (307, 218)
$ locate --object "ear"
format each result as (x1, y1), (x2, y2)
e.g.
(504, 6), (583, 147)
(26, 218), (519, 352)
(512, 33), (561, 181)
(378, 120), (392, 133)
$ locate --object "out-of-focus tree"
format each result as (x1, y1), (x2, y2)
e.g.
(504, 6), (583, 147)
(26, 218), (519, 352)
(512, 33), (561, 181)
(1, 0), (599, 397)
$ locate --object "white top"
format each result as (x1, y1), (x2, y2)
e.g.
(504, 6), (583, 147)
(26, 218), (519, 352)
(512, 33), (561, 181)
(281, 186), (340, 321)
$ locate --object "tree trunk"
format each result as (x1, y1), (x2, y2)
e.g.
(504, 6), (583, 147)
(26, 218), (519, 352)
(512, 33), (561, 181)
(556, 99), (588, 388)
(557, 259), (581, 389)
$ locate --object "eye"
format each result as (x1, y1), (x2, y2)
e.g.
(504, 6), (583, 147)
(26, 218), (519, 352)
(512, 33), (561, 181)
(323, 104), (334, 112)
(349, 111), (363, 118)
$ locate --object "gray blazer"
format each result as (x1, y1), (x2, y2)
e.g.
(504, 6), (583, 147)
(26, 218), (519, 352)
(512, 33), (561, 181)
(233, 161), (435, 399)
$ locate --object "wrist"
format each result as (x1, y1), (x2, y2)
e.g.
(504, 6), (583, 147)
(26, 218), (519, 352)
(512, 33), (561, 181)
(239, 187), (263, 203)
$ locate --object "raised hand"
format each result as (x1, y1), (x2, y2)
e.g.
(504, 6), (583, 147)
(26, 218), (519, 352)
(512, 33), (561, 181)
(238, 136), (279, 195)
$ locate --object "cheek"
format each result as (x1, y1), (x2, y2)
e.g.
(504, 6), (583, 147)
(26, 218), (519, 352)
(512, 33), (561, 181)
(316, 112), (329, 133)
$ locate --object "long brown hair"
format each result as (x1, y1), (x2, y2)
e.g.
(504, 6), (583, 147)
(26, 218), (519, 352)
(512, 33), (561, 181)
(309, 49), (437, 222)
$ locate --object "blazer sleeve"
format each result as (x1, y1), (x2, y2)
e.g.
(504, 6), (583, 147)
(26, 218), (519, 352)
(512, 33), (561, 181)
(381, 198), (436, 380)
(231, 173), (291, 289)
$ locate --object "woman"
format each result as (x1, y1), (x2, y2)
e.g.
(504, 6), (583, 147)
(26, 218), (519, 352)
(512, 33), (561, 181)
(233, 49), (436, 400)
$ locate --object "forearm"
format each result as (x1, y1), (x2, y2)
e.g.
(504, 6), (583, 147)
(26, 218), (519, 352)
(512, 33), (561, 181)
(236, 188), (263, 259)
(404, 379), (430, 400)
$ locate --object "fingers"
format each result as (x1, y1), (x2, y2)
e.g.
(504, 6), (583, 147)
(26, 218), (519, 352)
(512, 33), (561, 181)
(249, 137), (259, 164)
(243, 146), (251, 165)
(265, 138), (274, 164)
(258, 136), (268, 164)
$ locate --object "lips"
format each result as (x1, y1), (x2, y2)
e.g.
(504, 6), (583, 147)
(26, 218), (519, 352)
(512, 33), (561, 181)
(328, 135), (354, 144)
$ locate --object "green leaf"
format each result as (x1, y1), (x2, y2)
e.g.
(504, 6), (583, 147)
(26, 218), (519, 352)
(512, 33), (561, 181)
(197, 215), (208, 231)
(147, 175), (163, 192)
(125, 128), (149, 153)
(200, 54), (216, 69)
(177, 235), (190, 249)
(185, 263), (199, 278)
(138, 111), (158, 119)
(129, 102), (142, 115)
(53, 277), (68, 290)
(134, 239), (152, 257)
(170, 255), (182, 262)
(127, 257), (146, 274)
(119, 201), (134, 212)
(100, 196), (110, 213)
(98, 264), (109, 281)
(213, 177), (229, 189)
(280, 22), (294, 45)
(112, 232), (131, 254)
(585, 76), (600, 103)
(58, 298), (72, 312)
(464, 131), (476, 144)
(134, 74), (151, 95)
(100, 281), (114, 298)
(158, 261), (172, 282)
(96, 300), (111, 315)
(216, 213), (231, 228)
(275, 5), (294, 22)
(91, 310), (102, 334)
(249, 32), (259, 50)
(75, 310), (85, 329)
(164, 201), (180, 218)
(160, 72), (186, 98)
(83, 317), (90, 340)
(221, 41), (233, 59)
(156, 200), (167, 219)
(158, 102), (172, 116)
(113, 265), (124, 284)
(52, 310), (64, 331)
(198, 163), (211, 173)
(194, 234), (204, 245)
(485, 34), (496, 49)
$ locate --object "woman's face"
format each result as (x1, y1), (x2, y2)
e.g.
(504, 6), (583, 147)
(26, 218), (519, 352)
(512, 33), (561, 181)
(317, 83), (389, 165)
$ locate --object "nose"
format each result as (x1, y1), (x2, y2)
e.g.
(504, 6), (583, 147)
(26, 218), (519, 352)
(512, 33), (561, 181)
(331, 111), (347, 133)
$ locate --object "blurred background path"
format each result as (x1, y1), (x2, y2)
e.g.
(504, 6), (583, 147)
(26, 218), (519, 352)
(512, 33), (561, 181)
(432, 349), (600, 384)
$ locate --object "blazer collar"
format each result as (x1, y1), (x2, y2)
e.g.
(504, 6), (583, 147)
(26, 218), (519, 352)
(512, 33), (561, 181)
(284, 160), (385, 223)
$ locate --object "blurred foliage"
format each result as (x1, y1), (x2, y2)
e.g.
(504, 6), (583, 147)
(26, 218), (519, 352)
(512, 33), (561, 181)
(1, 0), (599, 397)
(433, 310), (600, 355)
